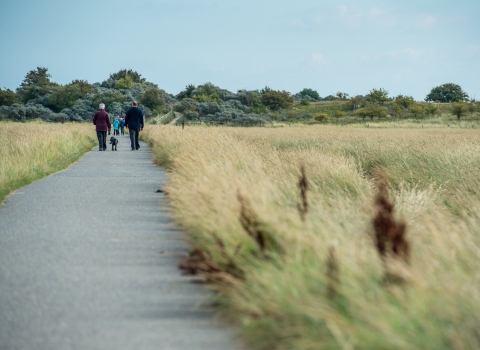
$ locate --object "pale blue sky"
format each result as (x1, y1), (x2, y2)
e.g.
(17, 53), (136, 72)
(1, 0), (479, 100)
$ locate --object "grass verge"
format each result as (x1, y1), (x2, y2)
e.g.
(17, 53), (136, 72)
(142, 125), (480, 349)
(0, 122), (96, 204)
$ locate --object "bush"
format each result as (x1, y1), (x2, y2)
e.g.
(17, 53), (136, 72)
(140, 87), (165, 110)
(297, 88), (320, 101)
(451, 102), (469, 120)
(0, 88), (20, 106)
(314, 113), (329, 121)
(333, 110), (345, 119)
(47, 80), (94, 112)
(260, 90), (294, 110)
(300, 99), (310, 106)
(409, 104), (424, 118)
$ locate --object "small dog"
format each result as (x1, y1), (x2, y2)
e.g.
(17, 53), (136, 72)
(109, 136), (118, 151)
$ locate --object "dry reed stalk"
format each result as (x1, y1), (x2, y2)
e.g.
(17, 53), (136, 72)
(238, 191), (282, 255)
(372, 178), (410, 265)
(326, 246), (340, 299)
(297, 165), (309, 221)
(178, 235), (244, 284)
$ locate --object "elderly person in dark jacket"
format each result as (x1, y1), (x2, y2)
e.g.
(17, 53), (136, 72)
(124, 101), (144, 151)
(93, 103), (111, 151)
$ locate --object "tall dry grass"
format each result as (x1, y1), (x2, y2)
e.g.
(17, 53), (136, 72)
(0, 122), (96, 203)
(143, 125), (480, 349)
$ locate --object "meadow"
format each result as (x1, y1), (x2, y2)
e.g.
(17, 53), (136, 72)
(142, 125), (480, 350)
(0, 122), (96, 203)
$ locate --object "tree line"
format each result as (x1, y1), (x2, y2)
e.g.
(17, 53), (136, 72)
(0, 67), (476, 123)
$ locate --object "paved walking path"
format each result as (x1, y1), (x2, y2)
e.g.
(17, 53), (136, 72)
(168, 112), (182, 126)
(0, 133), (237, 350)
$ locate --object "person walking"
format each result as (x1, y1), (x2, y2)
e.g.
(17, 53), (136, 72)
(119, 117), (125, 135)
(93, 103), (111, 151)
(125, 101), (144, 151)
(113, 117), (120, 135)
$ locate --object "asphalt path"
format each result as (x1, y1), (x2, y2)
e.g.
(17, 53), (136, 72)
(0, 132), (237, 350)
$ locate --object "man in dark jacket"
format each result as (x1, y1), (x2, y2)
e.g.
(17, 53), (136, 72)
(93, 103), (111, 151)
(125, 101), (144, 151)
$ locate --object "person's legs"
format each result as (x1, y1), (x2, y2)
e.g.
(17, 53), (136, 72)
(135, 129), (140, 150)
(102, 131), (107, 150)
(121, 127), (124, 135)
(129, 129), (136, 150)
(96, 131), (104, 151)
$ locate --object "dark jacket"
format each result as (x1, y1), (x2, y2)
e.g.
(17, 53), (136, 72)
(119, 119), (125, 127)
(93, 110), (111, 131)
(125, 107), (144, 129)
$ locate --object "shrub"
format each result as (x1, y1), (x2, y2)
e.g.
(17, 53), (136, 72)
(409, 104), (424, 118)
(366, 88), (389, 105)
(140, 87), (165, 110)
(451, 102), (469, 120)
(47, 80), (94, 112)
(300, 99), (310, 106)
(0, 88), (20, 106)
(314, 113), (329, 121)
(297, 88), (320, 101)
(424, 104), (438, 117)
(260, 90), (294, 110)
(333, 110), (345, 119)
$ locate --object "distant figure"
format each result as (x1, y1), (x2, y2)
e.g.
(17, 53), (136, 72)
(113, 117), (120, 135)
(125, 101), (144, 151)
(93, 103), (111, 151)
(119, 117), (125, 135)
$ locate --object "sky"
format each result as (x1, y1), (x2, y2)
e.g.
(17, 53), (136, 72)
(0, 0), (479, 100)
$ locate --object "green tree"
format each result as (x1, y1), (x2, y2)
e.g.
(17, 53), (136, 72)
(260, 86), (272, 95)
(366, 88), (389, 105)
(335, 91), (349, 100)
(356, 107), (386, 120)
(424, 104), (438, 117)
(394, 95), (415, 109)
(347, 96), (363, 111)
(409, 104), (424, 118)
(425, 83), (469, 103)
(115, 76), (134, 89)
(47, 80), (94, 112)
(109, 69), (145, 84)
(177, 84), (196, 99)
(139, 88), (165, 110)
(260, 90), (294, 110)
(16, 67), (58, 103)
(468, 102), (477, 115)
(92, 92), (126, 110)
(298, 88), (320, 100)
(451, 102), (469, 120)
(192, 93), (222, 103)
(390, 103), (404, 118)
(0, 88), (20, 106)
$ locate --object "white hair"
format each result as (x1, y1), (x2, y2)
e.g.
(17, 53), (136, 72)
(99, 103), (105, 110)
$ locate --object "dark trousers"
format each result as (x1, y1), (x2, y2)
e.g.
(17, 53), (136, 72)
(96, 131), (107, 150)
(120, 126), (125, 135)
(129, 128), (140, 150)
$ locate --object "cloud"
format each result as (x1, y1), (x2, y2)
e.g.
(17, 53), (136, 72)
(415, 14), (436, 29)
(311, 53), (325, 64)
(388, 48), (433, 62)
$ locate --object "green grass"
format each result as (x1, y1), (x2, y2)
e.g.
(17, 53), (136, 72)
(142, 124), (480, 349)
(0, 122), (96, 204)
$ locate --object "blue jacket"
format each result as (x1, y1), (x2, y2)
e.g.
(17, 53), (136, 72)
(125, 107), (144, 129)
(113, 120), (119, 130)
(119, 119), (125, 127)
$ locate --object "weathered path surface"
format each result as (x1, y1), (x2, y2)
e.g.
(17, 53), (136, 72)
(168, 112), (182, 126)
(0, 134), (237, 350)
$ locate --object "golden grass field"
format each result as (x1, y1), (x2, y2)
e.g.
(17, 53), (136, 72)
(0, 122), (96, 203)
(142, 125), (480, 350)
